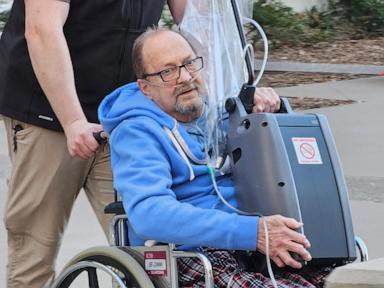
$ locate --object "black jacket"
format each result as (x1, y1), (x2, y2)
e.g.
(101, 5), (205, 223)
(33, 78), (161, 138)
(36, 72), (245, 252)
(0, 0), (164, 131)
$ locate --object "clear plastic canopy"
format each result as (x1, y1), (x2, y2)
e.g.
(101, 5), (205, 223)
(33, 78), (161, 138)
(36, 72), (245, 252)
(180, 0), (253, 169)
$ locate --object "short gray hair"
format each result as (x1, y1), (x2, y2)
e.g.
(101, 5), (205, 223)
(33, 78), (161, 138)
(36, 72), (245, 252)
(132, 27), (196, 79)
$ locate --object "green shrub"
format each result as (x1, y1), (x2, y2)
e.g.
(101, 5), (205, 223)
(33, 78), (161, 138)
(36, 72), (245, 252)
(0, 10), (9, 31)
(250, 0), (332, 47)
(343, 0), (384, 34)
(249, 0), (384, 47)
(304, 4), (356, 39)
(160, 4), (176, 29)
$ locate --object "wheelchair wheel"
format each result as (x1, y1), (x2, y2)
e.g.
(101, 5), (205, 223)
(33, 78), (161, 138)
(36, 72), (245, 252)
(52, 246), (155, 288)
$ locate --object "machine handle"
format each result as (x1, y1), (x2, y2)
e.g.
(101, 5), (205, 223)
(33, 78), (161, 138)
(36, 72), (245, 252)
(278, 97), (294, 114)
(230, 0), (254, 85)
(226, 96), (294, 115)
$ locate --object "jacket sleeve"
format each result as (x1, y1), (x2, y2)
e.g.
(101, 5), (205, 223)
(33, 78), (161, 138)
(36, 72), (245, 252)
(110, 119), (258, 251)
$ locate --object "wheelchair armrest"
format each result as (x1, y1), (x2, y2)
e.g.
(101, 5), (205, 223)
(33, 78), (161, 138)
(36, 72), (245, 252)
(104, 201), (125, 215)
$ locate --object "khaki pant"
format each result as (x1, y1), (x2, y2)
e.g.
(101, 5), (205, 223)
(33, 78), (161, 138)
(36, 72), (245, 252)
(2, 117), (114, 288)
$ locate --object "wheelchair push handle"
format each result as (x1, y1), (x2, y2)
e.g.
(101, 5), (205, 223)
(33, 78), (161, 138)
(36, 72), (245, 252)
(93, 131), (108, 145)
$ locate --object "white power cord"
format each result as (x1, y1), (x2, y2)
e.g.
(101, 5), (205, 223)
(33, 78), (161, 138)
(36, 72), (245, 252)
(263, 217), (278, 287)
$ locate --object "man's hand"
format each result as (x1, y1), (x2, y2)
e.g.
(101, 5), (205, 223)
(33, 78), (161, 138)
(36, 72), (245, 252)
(253, 87), (281, 113)
(257, 215), (312, 269)
(64, 119), (102, 159)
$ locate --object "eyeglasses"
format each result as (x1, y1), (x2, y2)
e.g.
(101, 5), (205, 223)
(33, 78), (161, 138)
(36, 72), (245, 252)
(142, 56), (204, 83)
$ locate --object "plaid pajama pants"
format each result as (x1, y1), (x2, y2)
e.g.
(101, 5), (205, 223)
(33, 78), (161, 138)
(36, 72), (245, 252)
(178, 249), (333, 288)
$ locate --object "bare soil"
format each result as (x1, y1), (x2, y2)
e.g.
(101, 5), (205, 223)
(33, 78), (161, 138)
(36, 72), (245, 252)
(285, 97), (355, 111)
(268, 37), (384, 65)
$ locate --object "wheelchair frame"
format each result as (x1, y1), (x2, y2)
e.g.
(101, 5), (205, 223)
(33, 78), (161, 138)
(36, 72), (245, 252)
(107, 212), (215, 287)
(51, 201), (215, 288)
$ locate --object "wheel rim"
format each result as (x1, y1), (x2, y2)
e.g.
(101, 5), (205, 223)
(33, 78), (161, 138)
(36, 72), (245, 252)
(54, 256), (142, 288)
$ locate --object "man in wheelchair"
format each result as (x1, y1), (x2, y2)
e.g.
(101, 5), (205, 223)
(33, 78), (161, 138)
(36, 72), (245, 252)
(99, 27), (332, 287)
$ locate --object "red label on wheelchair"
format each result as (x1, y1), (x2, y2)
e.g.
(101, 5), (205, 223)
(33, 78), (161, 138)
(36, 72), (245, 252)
(144, 251), (168, 276)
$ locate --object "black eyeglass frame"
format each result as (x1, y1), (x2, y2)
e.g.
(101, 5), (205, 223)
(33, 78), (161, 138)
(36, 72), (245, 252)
(142, 56), (204, 83)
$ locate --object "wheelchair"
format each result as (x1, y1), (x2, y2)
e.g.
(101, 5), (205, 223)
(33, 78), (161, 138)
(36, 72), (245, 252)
(51, 194), (369, 288)
(51, 199), (215, 288)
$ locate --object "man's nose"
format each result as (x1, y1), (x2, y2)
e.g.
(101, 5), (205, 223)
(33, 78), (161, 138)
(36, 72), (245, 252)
(178, 66), (193, 82)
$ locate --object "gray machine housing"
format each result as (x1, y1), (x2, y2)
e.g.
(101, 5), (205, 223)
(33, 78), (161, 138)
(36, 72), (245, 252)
(227, 97), (356, 265)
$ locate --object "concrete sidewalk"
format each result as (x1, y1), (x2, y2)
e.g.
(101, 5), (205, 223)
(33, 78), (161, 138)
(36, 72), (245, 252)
(256, 60), (384, 75)
(0, 76), (383, 285)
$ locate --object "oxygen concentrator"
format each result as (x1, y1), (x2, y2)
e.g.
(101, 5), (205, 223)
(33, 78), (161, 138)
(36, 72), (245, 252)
(181, 0), (358, 266)
(223, 0), (357, 266)
(226, 94), (357, 265)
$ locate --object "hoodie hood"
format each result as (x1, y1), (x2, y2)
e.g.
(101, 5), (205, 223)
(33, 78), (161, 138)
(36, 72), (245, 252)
(98, 82), (177, 135)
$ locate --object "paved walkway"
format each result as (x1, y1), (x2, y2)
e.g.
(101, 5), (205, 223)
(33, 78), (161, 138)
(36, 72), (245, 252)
(0, 76), (383, 285)
(256, 60), (384, 75)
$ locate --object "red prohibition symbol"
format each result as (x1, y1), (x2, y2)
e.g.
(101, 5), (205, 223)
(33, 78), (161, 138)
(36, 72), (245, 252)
(300, 143), (315, 159)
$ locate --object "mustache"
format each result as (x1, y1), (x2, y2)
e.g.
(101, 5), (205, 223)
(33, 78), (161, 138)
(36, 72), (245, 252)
(175, 82), (200, 97)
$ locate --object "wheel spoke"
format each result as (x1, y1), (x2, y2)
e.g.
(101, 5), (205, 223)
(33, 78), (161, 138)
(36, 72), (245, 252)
(87, 267), (100, 288)
(52, 248), (156, 288)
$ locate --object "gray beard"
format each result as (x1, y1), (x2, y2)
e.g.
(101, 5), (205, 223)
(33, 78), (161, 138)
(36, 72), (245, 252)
(175, 94), (204, 116)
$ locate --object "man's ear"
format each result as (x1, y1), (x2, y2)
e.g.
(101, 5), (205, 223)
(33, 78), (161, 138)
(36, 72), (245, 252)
(137, 79), (153, 100)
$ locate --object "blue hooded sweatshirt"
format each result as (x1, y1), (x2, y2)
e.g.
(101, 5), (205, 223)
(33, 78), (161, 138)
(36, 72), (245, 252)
(98, 82), (259, 250)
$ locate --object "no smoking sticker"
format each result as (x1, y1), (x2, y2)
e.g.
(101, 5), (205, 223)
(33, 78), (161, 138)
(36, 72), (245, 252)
(292, 137), (323, 165)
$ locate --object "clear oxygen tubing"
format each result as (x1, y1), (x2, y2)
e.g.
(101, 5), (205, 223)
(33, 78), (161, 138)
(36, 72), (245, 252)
(207, 166), (278, 288)
(242, 17), (269, 87)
